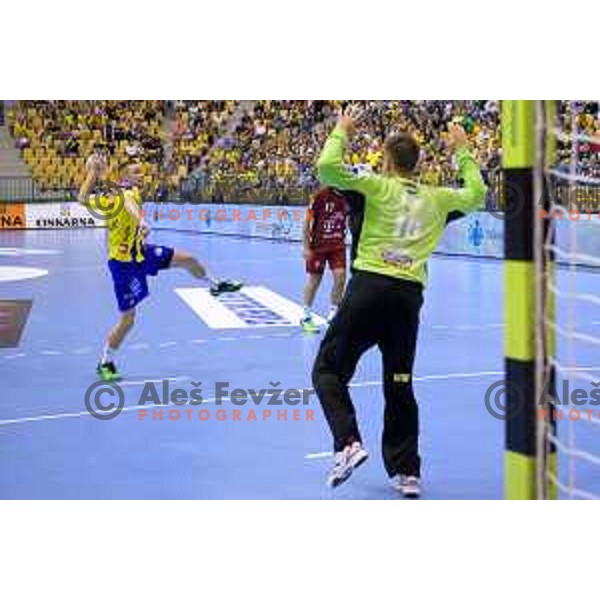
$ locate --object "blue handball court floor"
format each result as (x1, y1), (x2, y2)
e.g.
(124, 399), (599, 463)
(1, 228), (598, 499)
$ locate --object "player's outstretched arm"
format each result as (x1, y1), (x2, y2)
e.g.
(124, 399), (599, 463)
(317, 105), (382, 198)
(435, 123), (487, 214)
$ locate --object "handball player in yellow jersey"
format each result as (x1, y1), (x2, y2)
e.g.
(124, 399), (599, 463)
(79, 154), (242, 381)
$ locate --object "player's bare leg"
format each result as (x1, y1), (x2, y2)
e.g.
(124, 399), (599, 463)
(302, 273), (323, 332)
(98, 308), (136, 381)
(329, 268), (346, 322)
(170, 249), (242, 296)
(107, 308), (136, 350)
(171, 250), (207, 278)
(303, 272), (323, 308)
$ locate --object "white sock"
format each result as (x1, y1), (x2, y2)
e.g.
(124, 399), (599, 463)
(303, 305), (312, 318)
(101, 343), (115, 364)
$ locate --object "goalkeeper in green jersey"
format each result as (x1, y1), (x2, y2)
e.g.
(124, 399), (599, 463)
(312, 106), (487, 497)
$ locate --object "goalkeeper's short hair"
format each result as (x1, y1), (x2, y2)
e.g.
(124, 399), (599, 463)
(384, 133), (420, 172)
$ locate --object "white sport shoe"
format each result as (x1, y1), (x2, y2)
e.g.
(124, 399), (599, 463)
(391, 475), (422, 499)
(327, 442), (369, 488)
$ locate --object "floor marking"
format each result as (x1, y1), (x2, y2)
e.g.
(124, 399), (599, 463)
(0, 248), (61, 256)
(242, 286), (326, 327)
(119, 376), (189, 387)
(0, 266), (49, 283)
(429, 323), (503, 331)
(72, 347), (93, 355)
(305, 451), (334, 460)
(176, 285), (326, 329)
(129, 343), (150, 351)
(0, 410), (112, 426)
(0, 370), (501, 429)
(176, 287), (248, 329)
(2, 332), (288, 362)
(4, 323), (506, 364)
(158, 342), (177, 349)
(0, 391), (224, 427)
(4, 353), (26, 360)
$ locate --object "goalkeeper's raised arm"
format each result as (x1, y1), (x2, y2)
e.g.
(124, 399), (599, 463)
(433, 123), (487, 215)
(316, 106), (385, 198)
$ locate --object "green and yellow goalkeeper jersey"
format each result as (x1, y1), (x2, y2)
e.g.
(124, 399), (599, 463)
(317, 127), (487, 286)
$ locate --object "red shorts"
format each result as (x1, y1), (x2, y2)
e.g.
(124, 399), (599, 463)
(305, 247), (346, 275)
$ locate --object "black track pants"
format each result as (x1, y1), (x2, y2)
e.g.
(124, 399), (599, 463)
(312, 270), (423, 477)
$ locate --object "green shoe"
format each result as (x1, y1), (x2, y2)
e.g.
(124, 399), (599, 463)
(97, 361), (122, 381)
(300, 316), (320, 333)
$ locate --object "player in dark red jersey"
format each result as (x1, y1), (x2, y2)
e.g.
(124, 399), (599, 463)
(301, 187), (349, 332)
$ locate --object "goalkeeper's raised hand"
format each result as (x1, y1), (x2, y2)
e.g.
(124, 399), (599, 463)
(447, 122), (469, 153)
(336, 104), (364, 137)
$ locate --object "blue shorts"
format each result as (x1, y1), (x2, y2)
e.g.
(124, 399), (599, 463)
(108, 244), (174, 312)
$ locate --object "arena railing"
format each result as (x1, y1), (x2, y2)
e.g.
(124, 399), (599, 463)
(3, 173), (598, 213)
(0, 176), (78, 204)
(0, 177), (35, 202)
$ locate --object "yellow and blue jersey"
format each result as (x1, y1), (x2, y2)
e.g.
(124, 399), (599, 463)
(89, 186), (145, 262)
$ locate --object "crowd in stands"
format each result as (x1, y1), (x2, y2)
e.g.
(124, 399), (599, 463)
(169, 100), (238, 186)
(183, 100), (503, 204)
(8, 101), (165, 193)
(6, 100), (599, 206)
(556, 101), (600, 179)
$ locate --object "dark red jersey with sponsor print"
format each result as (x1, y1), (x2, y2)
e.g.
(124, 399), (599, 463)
(308, 188), (348, 250)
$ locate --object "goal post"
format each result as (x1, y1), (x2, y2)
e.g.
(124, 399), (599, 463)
(502, 100), (557, 499)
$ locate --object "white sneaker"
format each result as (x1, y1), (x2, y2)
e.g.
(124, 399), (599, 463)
(327, 442), (369, 488)
(391, 475), (422, 499)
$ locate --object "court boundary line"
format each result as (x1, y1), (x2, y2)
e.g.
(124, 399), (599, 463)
(0, 369), (504, 428)
(4, 365), (600, 429)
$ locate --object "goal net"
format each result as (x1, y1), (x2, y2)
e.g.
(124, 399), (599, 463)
(535, 100), (600, 499)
